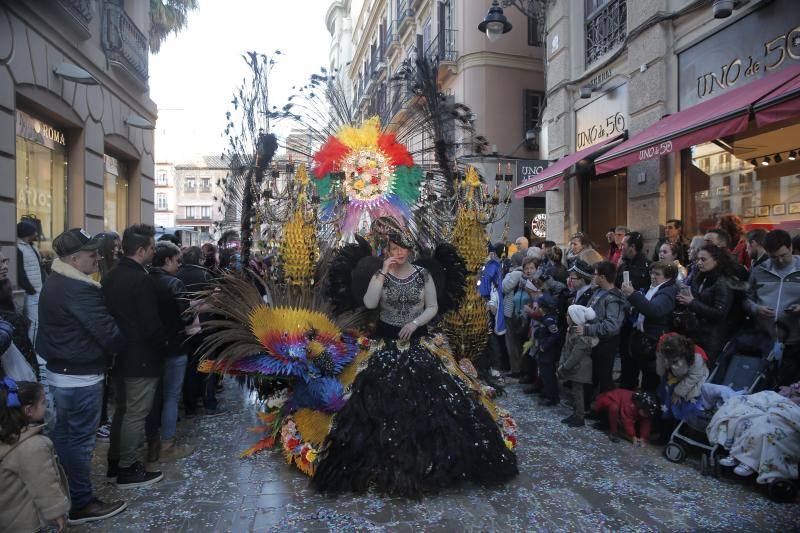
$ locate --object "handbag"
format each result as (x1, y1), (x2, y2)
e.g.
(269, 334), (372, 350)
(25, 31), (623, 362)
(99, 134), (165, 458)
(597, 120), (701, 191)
(1, 342), (37, 381)
(672, 306), (699, 335)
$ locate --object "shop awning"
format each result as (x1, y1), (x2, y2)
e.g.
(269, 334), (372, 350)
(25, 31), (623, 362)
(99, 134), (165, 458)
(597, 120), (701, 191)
(514, 134), (623, 198)
(595, 63), (800, 174)
(754, 63), (800, 128)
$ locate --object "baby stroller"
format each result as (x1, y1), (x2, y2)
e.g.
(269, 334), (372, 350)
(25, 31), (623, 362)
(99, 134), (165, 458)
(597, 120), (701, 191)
(663, 330), (797, 501)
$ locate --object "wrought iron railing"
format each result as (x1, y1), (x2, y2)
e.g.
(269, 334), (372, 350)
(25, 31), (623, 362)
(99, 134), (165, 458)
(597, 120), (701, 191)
(427, 29), (458, 64)
(585, 0), (626, 67)
(101, 1), (149, 84)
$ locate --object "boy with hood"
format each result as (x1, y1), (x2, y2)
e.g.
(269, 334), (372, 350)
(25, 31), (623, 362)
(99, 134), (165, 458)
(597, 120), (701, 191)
(558, 305), (597, 427)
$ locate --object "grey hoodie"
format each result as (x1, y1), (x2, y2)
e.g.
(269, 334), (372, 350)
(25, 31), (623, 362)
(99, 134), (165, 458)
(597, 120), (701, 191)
(584, 287), (626, 339)
(745, 256), (800, 344)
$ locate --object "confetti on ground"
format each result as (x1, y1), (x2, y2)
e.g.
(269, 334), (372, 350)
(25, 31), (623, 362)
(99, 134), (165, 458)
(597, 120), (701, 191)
(73, 380), (800, 532)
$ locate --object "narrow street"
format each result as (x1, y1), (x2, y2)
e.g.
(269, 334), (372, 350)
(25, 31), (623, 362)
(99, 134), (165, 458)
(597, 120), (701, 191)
(76, 382), (799, 532)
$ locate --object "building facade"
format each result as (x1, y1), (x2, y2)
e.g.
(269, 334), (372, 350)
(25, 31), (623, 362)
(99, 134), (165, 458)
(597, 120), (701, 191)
(0, 0), (156, 281)
(327, 0), (547, 241)
(517, 0), (800, 255)
(174, 156), (227, 242)
(154, 162), (176, 228)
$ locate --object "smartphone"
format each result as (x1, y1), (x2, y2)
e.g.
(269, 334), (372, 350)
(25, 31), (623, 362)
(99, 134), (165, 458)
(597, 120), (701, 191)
(623, 271), (630, 285)
(679, 285), (691, 297)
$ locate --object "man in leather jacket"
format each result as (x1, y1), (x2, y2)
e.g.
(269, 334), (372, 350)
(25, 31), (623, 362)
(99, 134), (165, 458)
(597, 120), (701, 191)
(36, 228), (127, 524)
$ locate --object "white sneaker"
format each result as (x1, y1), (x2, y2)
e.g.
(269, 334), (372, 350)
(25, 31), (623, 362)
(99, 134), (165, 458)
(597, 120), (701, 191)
(718, 455), (737, 467)
(734, 463), (755, 477)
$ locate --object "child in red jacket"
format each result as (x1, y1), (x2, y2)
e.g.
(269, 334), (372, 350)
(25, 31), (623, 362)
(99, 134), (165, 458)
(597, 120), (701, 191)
(592, 389), (660, 445)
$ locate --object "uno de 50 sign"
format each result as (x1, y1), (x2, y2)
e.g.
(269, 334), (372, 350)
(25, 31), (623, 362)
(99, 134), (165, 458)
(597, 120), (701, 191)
(516, 159), (548, 188)
(678, 0), (800, 109)
(575, 84), (628, 151)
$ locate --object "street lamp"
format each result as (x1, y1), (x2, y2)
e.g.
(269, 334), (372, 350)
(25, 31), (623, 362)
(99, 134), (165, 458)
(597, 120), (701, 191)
(478, 1), (512, 42)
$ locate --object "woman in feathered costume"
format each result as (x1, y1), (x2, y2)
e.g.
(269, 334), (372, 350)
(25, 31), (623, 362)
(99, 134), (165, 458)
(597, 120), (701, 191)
(310, 220), (518, 497)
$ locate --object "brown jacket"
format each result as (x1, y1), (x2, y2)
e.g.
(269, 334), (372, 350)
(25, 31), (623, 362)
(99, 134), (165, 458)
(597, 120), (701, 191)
(0, 425), (70, 533)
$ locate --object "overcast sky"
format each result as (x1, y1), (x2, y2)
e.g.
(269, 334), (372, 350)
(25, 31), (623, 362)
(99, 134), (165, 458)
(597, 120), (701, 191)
(149, 0), (331, 163)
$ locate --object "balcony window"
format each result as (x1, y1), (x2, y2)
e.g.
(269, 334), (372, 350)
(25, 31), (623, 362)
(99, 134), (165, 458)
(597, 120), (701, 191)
(156, 193), (167, 210)
(523, 90), (544, 151)
(585, 0), (627, 67)
(201, 206), (211, 219)
(157, 170), (167, 185)
(201, 178), (211, 192)
(184, 177), (196, 192)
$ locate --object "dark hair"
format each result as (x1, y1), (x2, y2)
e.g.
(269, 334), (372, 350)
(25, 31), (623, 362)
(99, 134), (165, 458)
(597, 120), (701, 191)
(522, 256), (539, 270)
(706, 228), (730, 248)
(717, 214), (743, 244)
(570, 233), (592, 247)
(182, 246), (203, 266)
(650, 260), (677, 280)
(594, 260), (618, 284)
(551, 246), (563, 262)
(201, 243), (218, 268)
(745, 228), (767, 246)
(764, 229), (791, 254)
(96, 232), (120, 276)
(698, 244), (738, 279)
(624, 231), (644, 253)
(666, 219), (683, 230)
(158, 233), (181, 247)
(492, 242), (506, 258)
(793, 235), (800, 255)
(544, 240), (556, 248)
(0, 278), (17, 313)
(659, 334), (695, 367)
(0, 381), (44, 444)
(510, 251), (525, 267)
(121, 224), (155, 257)
(632, 391), (660, 417)
(152, 241), (181, 267)
(659, 241), (680, 260)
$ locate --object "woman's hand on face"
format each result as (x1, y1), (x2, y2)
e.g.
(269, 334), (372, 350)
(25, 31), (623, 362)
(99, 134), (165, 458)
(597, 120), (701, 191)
(621, 280), (634, 296)
(398, 322), (418, 341)
(382, 256), (400, 274)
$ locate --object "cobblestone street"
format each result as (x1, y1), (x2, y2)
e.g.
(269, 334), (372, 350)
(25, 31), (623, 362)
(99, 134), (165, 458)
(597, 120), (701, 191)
(74, 381), (799, 532)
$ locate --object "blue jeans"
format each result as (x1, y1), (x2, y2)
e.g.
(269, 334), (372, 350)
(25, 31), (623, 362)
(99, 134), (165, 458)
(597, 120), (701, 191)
(161, 355), (188, 440)
(49, 381), (103, 509)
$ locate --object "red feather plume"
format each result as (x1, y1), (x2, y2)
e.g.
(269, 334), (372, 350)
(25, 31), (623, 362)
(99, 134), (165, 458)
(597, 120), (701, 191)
(313, 137), (350, 179)
(378, 133), (414, 167)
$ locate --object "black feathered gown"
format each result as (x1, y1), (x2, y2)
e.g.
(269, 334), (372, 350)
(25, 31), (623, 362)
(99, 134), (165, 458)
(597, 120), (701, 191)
(311, 268), (518, 498)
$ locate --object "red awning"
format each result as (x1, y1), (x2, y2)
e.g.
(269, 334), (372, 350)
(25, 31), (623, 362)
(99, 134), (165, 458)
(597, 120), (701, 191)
(514, 135), (623, 198)
(595, 63), (800, 174)
(754, 63), (800, 127)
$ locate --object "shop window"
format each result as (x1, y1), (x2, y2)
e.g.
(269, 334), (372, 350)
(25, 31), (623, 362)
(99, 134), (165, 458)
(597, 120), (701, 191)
(580, 170), (627, 255)
(103, 155), (128, 233)
(15, 110), (68, 253)
(685, 139), (800, 236)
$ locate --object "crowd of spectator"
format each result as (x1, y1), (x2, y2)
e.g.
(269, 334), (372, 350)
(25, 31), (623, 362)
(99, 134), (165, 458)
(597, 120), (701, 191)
(0, 222), (233, 529)
(482, 218), (800, 454)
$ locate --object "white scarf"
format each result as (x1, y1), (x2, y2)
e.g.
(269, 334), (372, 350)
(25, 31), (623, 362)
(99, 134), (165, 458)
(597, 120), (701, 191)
(634, 281), (667, 332)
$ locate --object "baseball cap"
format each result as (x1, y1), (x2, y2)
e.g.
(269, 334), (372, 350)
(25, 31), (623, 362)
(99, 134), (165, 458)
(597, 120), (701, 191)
(53, 228), (103, 257)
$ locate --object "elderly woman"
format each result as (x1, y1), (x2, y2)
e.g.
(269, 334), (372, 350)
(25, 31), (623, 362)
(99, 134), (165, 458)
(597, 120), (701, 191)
(621, 261), (679, 392)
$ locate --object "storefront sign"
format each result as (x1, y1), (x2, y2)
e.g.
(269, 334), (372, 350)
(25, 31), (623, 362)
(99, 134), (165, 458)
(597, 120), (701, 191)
(679, 0), (800, 109)
(575, 84), (627, 151)
(15, 110), (66, 150)
(516, 159), (548, 188)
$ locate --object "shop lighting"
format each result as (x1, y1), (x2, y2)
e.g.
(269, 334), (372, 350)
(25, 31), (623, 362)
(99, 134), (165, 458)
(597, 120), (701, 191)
(789, 150), (797, 161)
(761, 156), (771, 166)
(774, 153), (783, 163)
(124, 114), (155, 130)
(750, 158), (758, 166)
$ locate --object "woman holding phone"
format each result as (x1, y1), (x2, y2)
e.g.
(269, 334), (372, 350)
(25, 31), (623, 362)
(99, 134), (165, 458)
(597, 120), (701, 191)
(675, 244), (738, 364)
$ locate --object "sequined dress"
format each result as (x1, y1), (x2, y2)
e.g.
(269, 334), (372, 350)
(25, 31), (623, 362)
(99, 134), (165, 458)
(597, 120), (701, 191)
(311, 268), (518, 497)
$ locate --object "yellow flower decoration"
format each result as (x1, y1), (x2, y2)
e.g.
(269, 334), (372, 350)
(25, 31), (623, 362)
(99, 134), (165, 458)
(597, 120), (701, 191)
(306, 449), (317, 463)
(353, 179), (365, 190)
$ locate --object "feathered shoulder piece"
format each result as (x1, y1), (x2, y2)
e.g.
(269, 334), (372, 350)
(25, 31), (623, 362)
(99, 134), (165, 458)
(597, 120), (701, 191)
(414, 243), (467, 315)
(324, 235), (379, 314)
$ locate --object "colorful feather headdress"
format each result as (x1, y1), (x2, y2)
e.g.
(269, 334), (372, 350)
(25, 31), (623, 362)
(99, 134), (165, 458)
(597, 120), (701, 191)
(312, 117), (423, 235)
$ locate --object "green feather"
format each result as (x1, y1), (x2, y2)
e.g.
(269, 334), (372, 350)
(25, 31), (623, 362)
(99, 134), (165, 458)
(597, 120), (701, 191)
(392, 166), (423, 204)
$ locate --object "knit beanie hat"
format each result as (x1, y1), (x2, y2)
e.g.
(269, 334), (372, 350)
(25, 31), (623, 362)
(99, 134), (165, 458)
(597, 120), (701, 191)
(567, 304), (596, 326)
(17, 221), (37, 239)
